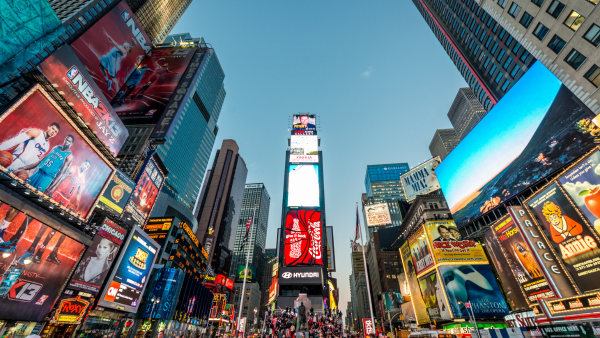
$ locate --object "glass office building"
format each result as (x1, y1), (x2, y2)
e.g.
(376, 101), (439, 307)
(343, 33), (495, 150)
(364, 164), (410, 236)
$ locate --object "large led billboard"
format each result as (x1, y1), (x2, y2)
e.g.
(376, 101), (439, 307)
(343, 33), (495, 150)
(292, 114), (317, 135)
(284, 210), (322, 266)
(70, 1), (152, 102)
(290, 135), (318, 163)
(0, 203), (85, 321)
(143, 217), (173, 248)
(98, 226), (159, 312)
(37, 44), (128, 155)
(0, 85), (114, 220)
(425, 220), (487, 264)
(97, 169), (135, 216)
(123, 157), (165, 226)
(364, 203), (392, 227)
(287, 165), (319, 207)
(436, 62), (598, 227)
(236, 265), (256, 283)
(400, 157), (441, 202)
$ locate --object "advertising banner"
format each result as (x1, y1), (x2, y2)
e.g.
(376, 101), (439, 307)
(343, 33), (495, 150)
(400, 157), (442, 202)
(0, 204), (85, 321)
(49, 296), (90, 324)
(70, 1), (152, 102)
(97, 169), (135, 216)
(279, 266), (322, 285)
(284, 210), (322, 266)
(400, 242), (430, 325)
(143, 217), (173, 248)
(382, 291), (402, 312)
(326, 226), (335, 271)
(290, 135), (318, 163)
(269, 277), (278, 303)
(98, 227), (159, 312)
(435, 62), (599, 227)
(490, 216), (555, 305)
(141, 267), (182, 319)
(527, 182), (600, 293)
(292, 114), (317, 135)
(482, 230), (529, 311)
(236, 265), (256, 283)
(438, 264), (510, 318)
(37, 44), (128, 155)
(418, 271), (452, 319)
(0, 85), (114, 220)
(426, 220), (487, 264)
(364, 203), (392, 227)
(123, 157), (165, 226)
(408, 226), (434, 276)
(542, 292), (600, 317)
(362, 319), (375, 335)
(539, 324), (596, 338)
(287, 165), (320, 207)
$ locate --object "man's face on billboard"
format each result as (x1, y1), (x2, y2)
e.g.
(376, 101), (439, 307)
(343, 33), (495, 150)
(46, 124), (59, 138)
(439, 227), (451, 240)
(63, 136), (74, 149)
(300, 116), (309, 126)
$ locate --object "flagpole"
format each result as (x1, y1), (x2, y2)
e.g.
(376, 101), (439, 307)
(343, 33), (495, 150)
(357, 203), (376, 335)
(237, 206), (256, 336)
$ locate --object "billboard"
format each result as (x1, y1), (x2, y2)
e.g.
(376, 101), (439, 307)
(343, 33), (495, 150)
(400, 157), (442, 202)
(382, 291), (402, 312)
(123, 157), (165, 226)
(68, 219), (125, 294)
(418, 271), (452, 319)
(287, 165), (319, 207)
(112, 46), (198, 119)
(143, 217), (173, 248)
(97, 169), (135, 216)
(290, 135), (318, 163)
(0, 85), (114, 220)
(400, 242), (430, 325)
(98, 226), (159, 312)
(326, 226), (335, 271)
(526, 182), (600, 293)
(292, 114), (317, 135)
(284, 210), (322, 266)
(435, 62), (598, 227)
(70, 1), (152, 102)
(0, 204), (85, 321)
(364, 203), (392, 227)
(49, 296), (90, 324)
(408, 226), (434, 276)
(141, 267), (182, 319)
(37, 44), (128, 155)
(236, 265), (256, 283)
(438, 264), (510, 318)
(425, 220), (487, 264)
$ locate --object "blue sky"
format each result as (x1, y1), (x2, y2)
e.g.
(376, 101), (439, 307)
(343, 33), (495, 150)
(173, 0), (469, 319)
(435, 62), (562, 211)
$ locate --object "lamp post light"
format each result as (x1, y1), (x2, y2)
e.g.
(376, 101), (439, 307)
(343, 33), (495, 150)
(458, 301), (480, 338)
(145, 298), (160, 338)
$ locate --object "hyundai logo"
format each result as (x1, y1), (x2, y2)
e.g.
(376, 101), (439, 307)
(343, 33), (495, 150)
(282, 272), (292, 279)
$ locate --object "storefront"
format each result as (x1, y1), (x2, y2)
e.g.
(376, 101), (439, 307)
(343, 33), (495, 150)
(79, 309), (126, 338)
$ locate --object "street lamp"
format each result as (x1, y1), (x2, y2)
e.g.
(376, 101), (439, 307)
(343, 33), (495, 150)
(386, 311), (401, 338)
(253, 308), (257, 333)
(457, 301), (480, 338)
(144, 298), (160, 338)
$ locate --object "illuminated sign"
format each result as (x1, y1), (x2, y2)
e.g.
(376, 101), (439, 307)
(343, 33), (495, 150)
(544, 293), (600, 315)
(290, 135), (318, 163)
(181, 222), (200, 248)
(364, 203), (392, 227)
(51, 297), (90, 324)
(292, 114), (317, 135)
(284, 210), (322, 266)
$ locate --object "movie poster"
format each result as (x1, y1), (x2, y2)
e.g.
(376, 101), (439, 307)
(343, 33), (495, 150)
(123, 157), (164, 226)
(400, 157), (442, 202)
(439, 264), (510, 318)
(425, 220), (487, 264)
(70, 1), (152, 102)
(0, 86), (114, 219)
(0, 205), (85, 321)
(418, 271), (451, 319)
(490, 216), (554, 304)
(97, 169), (135, 216)
(527, 182), (600, 293)
(559, 150), (600, 235)
(284, 210), (322, 266)
(400, 242), (429, 325)
(482, 230), (530, 311)
(408, 226), (434, 276)
(112, 47), (198, 120)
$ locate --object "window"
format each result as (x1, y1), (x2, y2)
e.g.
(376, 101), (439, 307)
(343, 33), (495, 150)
(548, 35), (566, 53)
(508, 3), (521, 17)
(497, 49), (506, 62)
(89, 7), (97, 16)
(584, 24), (600, 46)
(502, 80), (511, 92)
(533, 23), (550, 40)
(564, 11), (585, 31)
(511, 64), (522, 78)
(480, 31), (487, 42)
(486, 36), (493, 48)
(95, 3), (102, 11)
(474, 45), (480, 55)
(531, 0), (544, 6)
(546, 0), (565, 18)
(506, 35), (514, 47)
(564, 49), (586, 69)
(499, 28), (507, 40)
(67, 25), (76, 34)
(584, 65), (600, 87)
(520, 12), (534, 27)
(490, 64), (498, 75)
(491, 43), (499, 55)
(78, 16), (87, 25)
(484, 57), (491, 68)
(513, 42), (522, 55)
(72, 21), (82, 29)
(504, 57), (513, 70)
(495, 72), (504, 84)
(469, 39), (475, 50)
(498, 0), (508, 7)
(475, 25), (481, 36)
(100, 0), (107, 7)
(478, 52), (486, 62)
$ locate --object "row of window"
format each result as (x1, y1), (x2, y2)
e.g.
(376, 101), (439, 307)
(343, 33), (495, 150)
(65, 0), (112, 36)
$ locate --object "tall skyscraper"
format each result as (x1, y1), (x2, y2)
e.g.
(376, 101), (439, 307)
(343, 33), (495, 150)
(125, 0), (193, 44)
(412, 0), (535, 110)
(447, 88), (488, 140)
(429, 129), (460, 160)
(195, 140), (247, 275)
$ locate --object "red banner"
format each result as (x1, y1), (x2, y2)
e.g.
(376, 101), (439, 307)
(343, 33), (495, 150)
(284, 210), (322, 266)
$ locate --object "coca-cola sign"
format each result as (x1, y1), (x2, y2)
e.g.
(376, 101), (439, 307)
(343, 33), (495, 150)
(285, 210), (323, 266)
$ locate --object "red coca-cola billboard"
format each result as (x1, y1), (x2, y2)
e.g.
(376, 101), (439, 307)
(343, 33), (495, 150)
(284, 210), (322, 266)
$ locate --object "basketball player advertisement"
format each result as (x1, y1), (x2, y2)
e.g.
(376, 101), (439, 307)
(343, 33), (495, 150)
(37, 44), (128, 155)
(0, 85), (114, 220)
(284, 210), (323, 266)
(97, 169), (135, 216)
(111, 46), (198, 120)
(0, 203), (85, 321)
(70, 1), (152, 102)
(122, 157), (164, 226)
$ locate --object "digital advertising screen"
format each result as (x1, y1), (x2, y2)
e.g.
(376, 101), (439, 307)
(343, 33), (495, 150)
(292, 114), (317, 135)
(141, 267), (182, 319)
(527, 182), (600, 293)
(97, 169), (135, 216)
(0, 85), (114, 220)
(112, 46), (198, 120)
(408, 226), (434, 276)
(143, 217), (173, 248)
(399, 242), (430, 325)
(70, 1), (152, 102)
(400, 157), (442, 202)
(284, 210), (322, 266)
(290, 135), (318, 163)
(364, 203), (392, 227)
(98, 226), (158, 312)
(236, 265), (256, 283)
(0, 203), (85, 321)
(425, 220), (487, 264)
(37, 44), (128, 155)
(287, 164), (320, 207)
(123, 157), (164, 226)
(439, 264), (510, 318)
(418, 271), (451, 319)
(435, 62), (598, 227)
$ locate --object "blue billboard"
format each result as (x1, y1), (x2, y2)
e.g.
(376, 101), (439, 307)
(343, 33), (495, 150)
(142, 268), (183, 319)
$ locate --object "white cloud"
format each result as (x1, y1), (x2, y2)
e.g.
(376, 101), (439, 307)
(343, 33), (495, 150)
(594, 163), (600, 176)
(360, 66), (373, 78)
(562, 181), (597, 206)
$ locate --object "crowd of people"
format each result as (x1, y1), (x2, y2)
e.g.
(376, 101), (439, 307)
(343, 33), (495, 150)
(262, 307), (344, 338)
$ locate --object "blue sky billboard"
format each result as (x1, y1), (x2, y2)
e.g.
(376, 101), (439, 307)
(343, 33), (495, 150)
(436, 62), (598, 227)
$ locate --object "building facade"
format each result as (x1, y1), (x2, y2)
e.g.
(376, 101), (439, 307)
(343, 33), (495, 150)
(260, 248), (277, 318)
(447, 87), (488, 140)
(350, 246), (372, 333)
(363, 164), (410, 233)
(429, 128), (460, 160)
(232, 282), (262, 332)
(125, 1), (193, 44)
